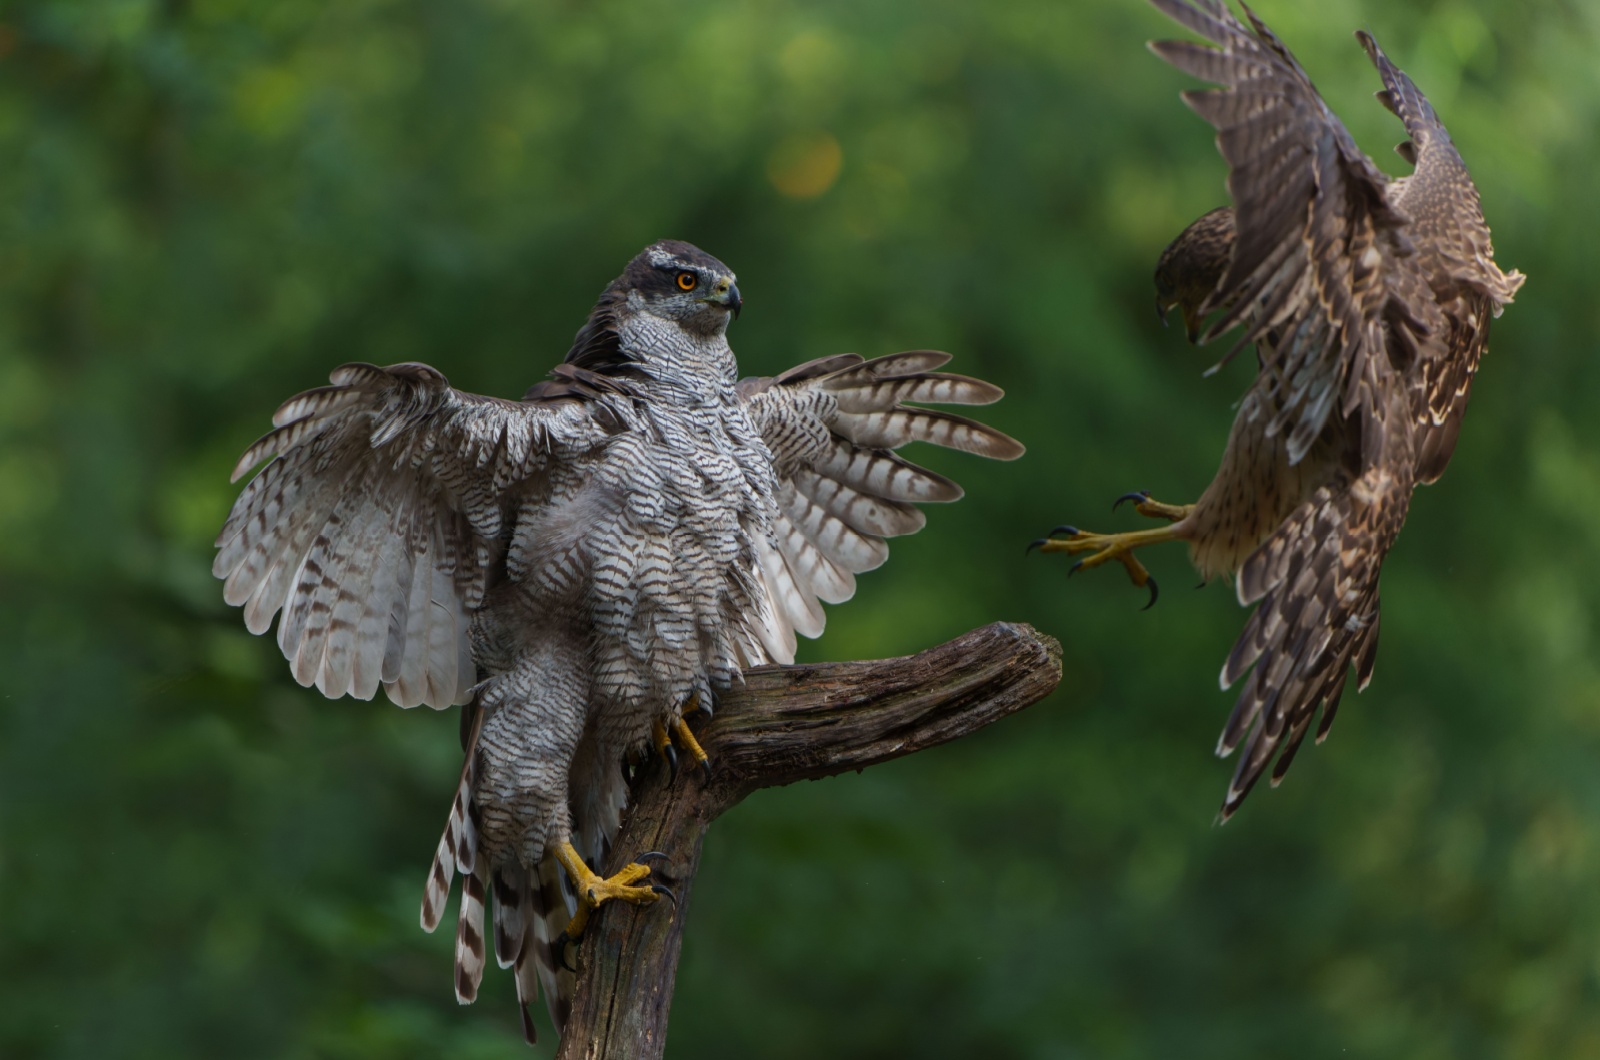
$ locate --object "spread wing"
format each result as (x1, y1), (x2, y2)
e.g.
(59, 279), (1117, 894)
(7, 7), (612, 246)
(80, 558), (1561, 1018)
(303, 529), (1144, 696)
(1148, 0), (1419, 465)
(1148, 5), (1525, 819)
(213, 362), (607, 708)
(1358, 31), (1525, 483)
(738, 351), (1023, 662)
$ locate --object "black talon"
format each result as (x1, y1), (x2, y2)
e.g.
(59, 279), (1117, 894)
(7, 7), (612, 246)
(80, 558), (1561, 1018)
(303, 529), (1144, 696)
(1026, 537), (1048, 555)
(662, 743), (678, 782)
(1068, 560), (1084, 577)
(1051, 524), (1079, 537)
(1142, 576), (1160, 611)
(1113, 490), (1151, 512)
(650, 883), (679, 910)
(699, 758), (714, 784)
(553, 930), (579, 973)
(637, 850), (670, 863)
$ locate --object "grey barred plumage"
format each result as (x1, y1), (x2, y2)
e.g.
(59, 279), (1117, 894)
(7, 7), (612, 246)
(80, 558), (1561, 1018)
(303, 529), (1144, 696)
(214, 238), (1021, 1043)
(1037, 0), (1522, 819)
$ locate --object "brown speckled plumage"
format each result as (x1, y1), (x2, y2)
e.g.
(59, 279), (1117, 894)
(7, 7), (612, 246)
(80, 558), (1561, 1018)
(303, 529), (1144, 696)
(1145, 0), (1523, 816)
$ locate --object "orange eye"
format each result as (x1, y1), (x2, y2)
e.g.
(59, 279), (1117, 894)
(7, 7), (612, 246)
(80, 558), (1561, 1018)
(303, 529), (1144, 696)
(676, 271), (698, 291)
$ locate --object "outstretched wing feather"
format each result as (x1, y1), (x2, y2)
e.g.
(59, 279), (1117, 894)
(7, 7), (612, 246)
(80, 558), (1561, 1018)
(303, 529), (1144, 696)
(1151, 0), (1411, 465)
(740, 350), (1020, 653)
(214, 362), (594, 709)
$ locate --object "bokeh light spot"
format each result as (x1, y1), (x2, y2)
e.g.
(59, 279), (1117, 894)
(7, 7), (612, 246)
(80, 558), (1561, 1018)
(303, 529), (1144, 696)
(767, 133), (843, 199)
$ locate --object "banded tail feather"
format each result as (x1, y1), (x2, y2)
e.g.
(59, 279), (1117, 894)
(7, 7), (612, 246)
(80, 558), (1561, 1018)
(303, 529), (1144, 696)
(455, 866), (488, 1004)
(421, 707), (482, 933)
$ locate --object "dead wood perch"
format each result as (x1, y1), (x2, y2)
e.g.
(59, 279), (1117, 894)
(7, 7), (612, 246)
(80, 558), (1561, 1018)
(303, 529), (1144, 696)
(553, 620), (1064, 1060)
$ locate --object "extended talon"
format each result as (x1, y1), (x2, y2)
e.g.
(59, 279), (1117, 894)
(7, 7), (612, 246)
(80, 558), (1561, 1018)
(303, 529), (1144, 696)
(1034, 490), (1196, 607)
(1034, 524), (1178, 610)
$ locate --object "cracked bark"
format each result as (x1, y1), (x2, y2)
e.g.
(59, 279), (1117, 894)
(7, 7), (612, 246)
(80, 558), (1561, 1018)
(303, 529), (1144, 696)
(552, 620), (1064, 1060)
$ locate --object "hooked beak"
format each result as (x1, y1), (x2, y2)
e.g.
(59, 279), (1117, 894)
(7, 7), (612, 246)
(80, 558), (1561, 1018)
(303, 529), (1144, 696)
(1157, 296), (1202, 344)
(705, 278), (742, 321)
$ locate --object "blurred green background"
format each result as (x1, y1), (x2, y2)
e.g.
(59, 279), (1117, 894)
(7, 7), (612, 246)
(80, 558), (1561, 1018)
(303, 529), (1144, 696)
(3, 0), (1598, 1056)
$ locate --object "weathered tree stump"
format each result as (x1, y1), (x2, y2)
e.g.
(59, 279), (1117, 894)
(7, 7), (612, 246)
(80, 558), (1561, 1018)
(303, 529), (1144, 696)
(553, 621), (1063, 1060)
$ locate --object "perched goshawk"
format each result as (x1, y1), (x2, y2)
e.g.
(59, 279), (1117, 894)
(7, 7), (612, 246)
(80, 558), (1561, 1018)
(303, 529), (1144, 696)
(214, 240), (1022, 1040)
(1034, 0), (1523, 817)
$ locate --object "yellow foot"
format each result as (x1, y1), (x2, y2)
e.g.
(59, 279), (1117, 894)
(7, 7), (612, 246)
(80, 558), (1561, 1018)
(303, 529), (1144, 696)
(1028, 495), (1193, 609)
(551, 841), (675, 967)
(651, 695), (714, 783)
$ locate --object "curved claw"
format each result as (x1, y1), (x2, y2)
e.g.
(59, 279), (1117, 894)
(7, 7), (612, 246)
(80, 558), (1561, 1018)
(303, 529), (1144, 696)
(1112, 490), (1151, 512)
(1029, 525), (1081, 554)
(1068, 559), (1085, 578)
(553, 930), (578, 973)
(699, 758), (714, 784)
(637, 850), (670, 863)
(650, 883), (679, 910)
(662, 743), (679, 782)
(1142, 576), (1160, 611)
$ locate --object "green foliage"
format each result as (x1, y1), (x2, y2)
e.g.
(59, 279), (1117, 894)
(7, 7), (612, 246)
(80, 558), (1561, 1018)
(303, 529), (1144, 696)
(3, 0), (1599, 1055)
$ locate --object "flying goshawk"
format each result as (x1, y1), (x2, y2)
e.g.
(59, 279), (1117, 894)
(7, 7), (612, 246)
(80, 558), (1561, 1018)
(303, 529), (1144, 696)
(1034, 0), (1523, 817)
(214, 240), (1023, 1041)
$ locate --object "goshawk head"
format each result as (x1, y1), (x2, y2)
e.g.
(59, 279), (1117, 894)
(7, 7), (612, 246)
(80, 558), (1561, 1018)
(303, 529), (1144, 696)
(1154, 206), (1235, 343)
(615, 239), (742, 337)
(563, 240), (744, 375)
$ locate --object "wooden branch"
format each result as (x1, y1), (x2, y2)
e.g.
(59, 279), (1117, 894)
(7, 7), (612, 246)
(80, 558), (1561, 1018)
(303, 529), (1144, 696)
(554, 621), (1063, 1060)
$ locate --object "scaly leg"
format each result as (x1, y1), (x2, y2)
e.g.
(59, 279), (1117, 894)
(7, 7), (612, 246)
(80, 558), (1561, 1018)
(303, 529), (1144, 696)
(551, 840), (675, 967)
(1030, 492), (1195, 609)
